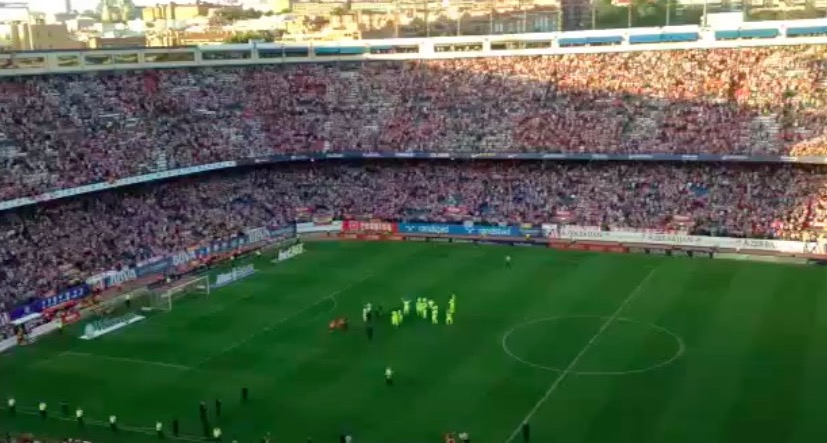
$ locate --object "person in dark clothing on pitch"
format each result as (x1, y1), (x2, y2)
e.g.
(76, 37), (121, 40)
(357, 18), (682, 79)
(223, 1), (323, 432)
(199, 401), (207, 422)
(199, 401), (210, 437)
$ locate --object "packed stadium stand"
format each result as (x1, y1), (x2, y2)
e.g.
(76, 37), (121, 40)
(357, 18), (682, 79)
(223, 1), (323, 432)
(3, 46), (827, 201)
(2, 161), (827, 306)
(4, 25), (827, 318)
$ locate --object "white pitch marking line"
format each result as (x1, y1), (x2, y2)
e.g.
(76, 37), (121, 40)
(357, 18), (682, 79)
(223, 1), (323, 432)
(61, 351), (193, 371)
(501, 316), (686, 376)
(193, 273), (371, 368)
(301, 290), (340, 325)
(502, 267), (659, 443)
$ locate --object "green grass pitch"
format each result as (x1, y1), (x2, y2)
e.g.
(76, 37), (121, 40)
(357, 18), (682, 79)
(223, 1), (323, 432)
(3, 241), (827, 443)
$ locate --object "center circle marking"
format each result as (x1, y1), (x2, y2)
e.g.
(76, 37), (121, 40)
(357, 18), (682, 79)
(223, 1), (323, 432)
(502, 315), (685, 376)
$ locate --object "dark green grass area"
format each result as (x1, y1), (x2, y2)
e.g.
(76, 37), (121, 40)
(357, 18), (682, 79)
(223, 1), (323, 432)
(3, 242), (827, 443)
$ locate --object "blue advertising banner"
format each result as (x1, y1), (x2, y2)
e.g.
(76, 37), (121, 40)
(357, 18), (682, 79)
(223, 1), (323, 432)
(37, 285), (90, 311)
(134, 257), (172, 278)
(10, 284), (92, 320)
(8, 304), (33, 321)
(398, 223), (521, 237)
(518, 227), (543, 237)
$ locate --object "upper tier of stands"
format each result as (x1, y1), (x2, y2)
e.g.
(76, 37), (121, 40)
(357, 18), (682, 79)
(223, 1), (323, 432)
(3, 22), (827, 204)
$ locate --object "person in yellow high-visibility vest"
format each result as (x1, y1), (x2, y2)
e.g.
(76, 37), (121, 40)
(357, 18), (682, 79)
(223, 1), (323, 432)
(213, 427), (222, 441)
(109, 415), (118, 431)
(38, 402), (47, 418)
(76, 408), (84, 427)
(7, 397), (15, 415)
(156, 421), (164, 438)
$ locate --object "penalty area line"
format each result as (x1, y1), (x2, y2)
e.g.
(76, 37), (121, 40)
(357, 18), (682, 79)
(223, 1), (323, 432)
(502, 267), (658, 443)
(60, 351), (193, 371)
(192, 273), (372, 368)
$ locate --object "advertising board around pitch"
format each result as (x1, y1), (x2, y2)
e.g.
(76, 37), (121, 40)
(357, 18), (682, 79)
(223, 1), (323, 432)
(397, 223), (521, 237)
(541, 224), (817, 254)
(342, 220), (398, 233)
(296, 221), (343, 234)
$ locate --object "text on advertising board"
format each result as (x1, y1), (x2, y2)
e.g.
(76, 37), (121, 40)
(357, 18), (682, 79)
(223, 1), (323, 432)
(342, 220), (398, 233)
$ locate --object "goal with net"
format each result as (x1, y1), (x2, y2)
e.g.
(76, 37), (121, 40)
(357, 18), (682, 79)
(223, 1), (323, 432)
(143, 276), (210, 312)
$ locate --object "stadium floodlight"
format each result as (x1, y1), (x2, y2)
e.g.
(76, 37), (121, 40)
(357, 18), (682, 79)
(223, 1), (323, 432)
(146, 276), (211, 313)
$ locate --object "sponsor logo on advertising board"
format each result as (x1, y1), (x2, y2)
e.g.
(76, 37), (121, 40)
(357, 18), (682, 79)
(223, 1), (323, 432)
(276, 244), (305, 263)
(343, 221), (397, 233)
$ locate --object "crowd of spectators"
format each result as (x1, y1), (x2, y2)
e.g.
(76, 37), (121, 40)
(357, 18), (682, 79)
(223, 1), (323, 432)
(4, 45), (827, 306)
(3, 46), (827, 201)
(2, 160), (827, 306)
(3, 45), (827, 442)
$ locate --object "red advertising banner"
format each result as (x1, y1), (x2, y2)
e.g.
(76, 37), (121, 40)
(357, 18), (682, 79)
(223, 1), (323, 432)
(342, 220), (398, 233)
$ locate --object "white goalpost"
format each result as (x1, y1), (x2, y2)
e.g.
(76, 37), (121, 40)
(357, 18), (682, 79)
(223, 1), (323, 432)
(144, 276), (211, 312)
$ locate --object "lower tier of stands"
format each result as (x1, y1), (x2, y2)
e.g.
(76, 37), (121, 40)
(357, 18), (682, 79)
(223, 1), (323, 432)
(2, 161), (827, 308)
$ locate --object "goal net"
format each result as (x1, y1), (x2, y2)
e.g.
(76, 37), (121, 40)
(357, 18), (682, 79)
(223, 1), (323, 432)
(143, 276), (210, 312)
(83, 287), (152, 318)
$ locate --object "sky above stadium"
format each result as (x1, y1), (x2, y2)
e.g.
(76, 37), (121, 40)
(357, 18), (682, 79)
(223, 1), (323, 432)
(16, 0), (207, 14)
(27, 0), (149, 13)
(0, 0), (240, 20)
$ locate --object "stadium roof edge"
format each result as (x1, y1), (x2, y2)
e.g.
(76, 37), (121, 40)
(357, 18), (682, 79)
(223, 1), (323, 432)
(2, 19), (827, 76)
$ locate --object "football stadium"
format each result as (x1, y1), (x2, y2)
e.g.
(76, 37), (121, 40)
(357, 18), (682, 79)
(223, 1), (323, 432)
(7, 15), (827, 443)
